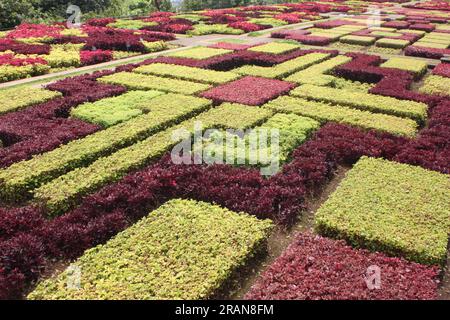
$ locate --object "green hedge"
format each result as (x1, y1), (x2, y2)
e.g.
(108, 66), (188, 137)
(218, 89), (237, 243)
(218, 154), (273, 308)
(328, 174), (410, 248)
(380, 57), (428, 78)
(248, 42), (300, 55)
(263, 96), (418, 137)
(71, 90), (164, 127)
(339, 35), (376, 46)
(199, 113), (320, 167)
(107, 19), (157, 30)
(187, 24), (244, 36)
(371, 31), (399, 37)
(134, 63), (240, 84)
(33, 103), (271, 214)
(249, 18), (288, 27)
(0, 87), (61, 115)
(284, 55), (352, 86)
(28, 199), (274, 300)
(165, 47), (232, 59)
(0, 94), (212, 200)
(414, 42), (449, 49)
(419, 75), (450, 96)
(315, 156), (450, 266)
(231, 52), (330, 79)
(290, 84), (427, 122)
(0, 64), (51, 83)
(375, 38), (410, 49)
(98, 72), (211, 95)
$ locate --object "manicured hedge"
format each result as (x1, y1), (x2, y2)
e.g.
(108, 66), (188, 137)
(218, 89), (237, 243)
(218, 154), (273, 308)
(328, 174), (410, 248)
(245, 232), (439, 300)
(33, 102), (268, 214)
(28, 199), (273, 300)
(290, 84), (428, 122)
(380, 57), (428, 78)
(98, 72), (211, 95)
(315, 157), (450, 266)
(375, 38), (410, 49)
(165, 47), (232, 60)
(133, 63), (240, 84)
(200, 76), (295, 106)
(0, 87), (61, 115)
(0, 94), (212, 199)
(339, 35), (376, 46)
(419, 75), (450, 96)
(71, 90), (164, 127)
(230, 52), (330, 79)
(285, 55), (352, 86)
(263, 96), (418, 137)
(187, 24), (244, 36)
(248, 42), (301, 55)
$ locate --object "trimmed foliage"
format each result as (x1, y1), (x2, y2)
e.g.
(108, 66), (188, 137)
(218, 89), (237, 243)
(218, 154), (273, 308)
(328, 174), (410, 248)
(380, 57), (428, 78)
(245, 232), (439, 300)
(200, 76), (295, 106)
(375, 38), (410, 49)
(231, 52), (330, 79)
(290, 84), (428, 122)
(98, 72), (211, 95)
(263, 96), (418, 137)
(339, 35), (376, 46)
(419, 75), (450, 96)
(71, 90), (164, 127)
(0, 94), (212, 199)
(248, 42), (301, 55)
(187, 24), (244, 36)
(28, 199), (273, 300)
(285, 55), (352, 86)
(165, 47), (232, 60)
(315, 157), (450, 266)
(0, 87), (61, 115)
(133, 63), (240, 84)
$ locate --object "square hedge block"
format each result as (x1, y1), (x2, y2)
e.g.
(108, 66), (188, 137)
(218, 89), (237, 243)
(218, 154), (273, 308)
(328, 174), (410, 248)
(200, 76), (295, 106)
(165, 46), (232, 60)
(248, 42), (301, 54)
(380, 57), (428, 77)
(315, 156), (450, 266)
(375, 38), (410, 49)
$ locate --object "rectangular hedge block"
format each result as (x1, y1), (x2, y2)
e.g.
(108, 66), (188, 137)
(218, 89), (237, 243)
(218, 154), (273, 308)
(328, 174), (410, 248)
(0, 87), (61, 115)
(339, 35), (376, 46)
(375, 38), (410, 49)
(263, 96), (418, 137)
(28, 199), (273, 300)
(245, 232), (439, 300)
(248, 42), (300, 54)
(165, 46), (232, 59)
(71, 90), (164, 127)
(231, 52), (330, 79)
(380, 57), (428, 78)
(290, 84), (427, 122)
(419, 75), (450, 96)
(315, 157), (450, 266)
(98, 72), (211, 95)
(133, 63), (241, 84)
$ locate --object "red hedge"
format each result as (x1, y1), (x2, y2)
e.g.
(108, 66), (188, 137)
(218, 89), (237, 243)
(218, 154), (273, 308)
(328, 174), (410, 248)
(245, 233), (439, 300)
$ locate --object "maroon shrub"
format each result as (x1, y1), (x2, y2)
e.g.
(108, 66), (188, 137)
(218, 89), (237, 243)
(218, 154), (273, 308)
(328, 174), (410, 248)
(245, 233), (440, 300)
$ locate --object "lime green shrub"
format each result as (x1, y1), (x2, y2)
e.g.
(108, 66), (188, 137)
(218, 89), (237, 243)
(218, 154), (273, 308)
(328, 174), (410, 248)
(375, 38), (410, 49)
(107, 19), (156, 30)
(165, 46), (232, 59)
(249, 18), (288, 27)
(0, 64), (51, 83)
(231, 52), (330, 79)
(187, 24), (244, 36)
(339, 35), (376, 46)
(98, 72), (211, 94)
(142, 40), (168, 53)
(315, 156), (450, 266)
(263, 96), (418, 137)
(71, 90), (164, 127)
(284, 55), (352, 86)
(0, 87), (61, 115)
(290, 84), (427, 122)
(28, 199), (273, 300)
(380, 57), (428, 78)
(419, 75), (450, 96)
(248, 42), (300, 54)
(134, 63), (240, 84)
